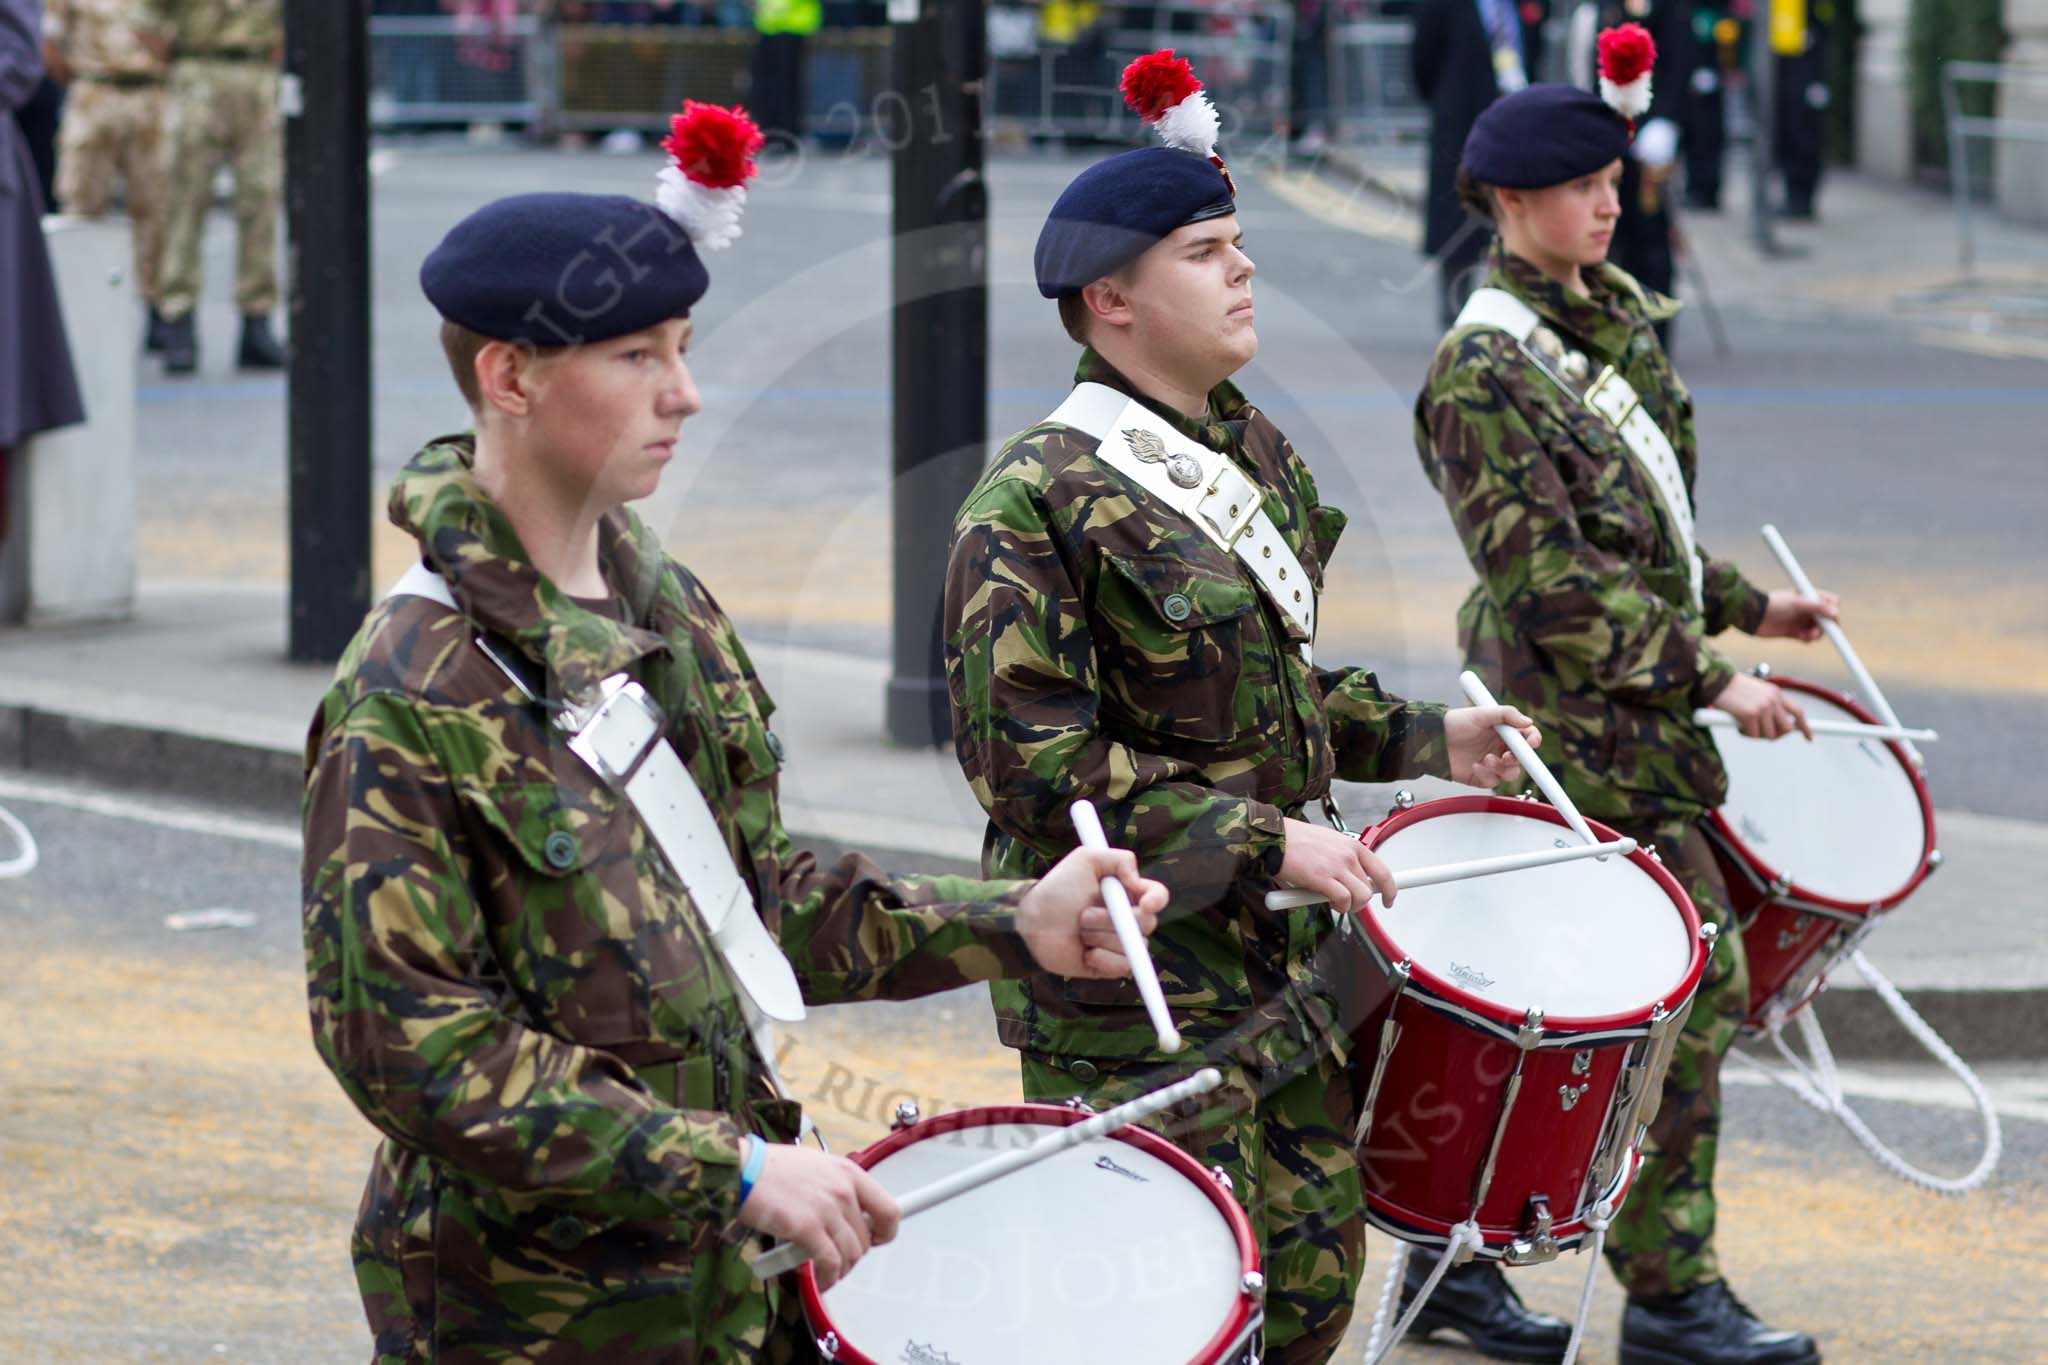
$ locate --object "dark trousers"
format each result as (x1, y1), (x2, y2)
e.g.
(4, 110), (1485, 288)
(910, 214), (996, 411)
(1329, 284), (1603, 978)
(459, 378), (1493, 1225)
(1774, 43), (1829, 213)
(750, 32), (808, 144)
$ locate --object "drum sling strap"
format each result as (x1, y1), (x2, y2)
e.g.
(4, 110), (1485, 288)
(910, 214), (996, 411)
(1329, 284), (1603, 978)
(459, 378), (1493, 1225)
(386, 563), (808, 1116)
(1047, 382), (1318, 664)
(1455, 287), (1706, 612)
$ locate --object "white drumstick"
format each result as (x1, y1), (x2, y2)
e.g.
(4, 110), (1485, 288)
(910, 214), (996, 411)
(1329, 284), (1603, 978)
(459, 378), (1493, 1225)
(1760, 525), (1924, 767)
(1458, 670), (1604, 852)
(752, 1066), (1225, 1280)
(1263, 836), (1638, 912)
(1691, 709), (1937, 744)
(1070, 800), (1181, 1055)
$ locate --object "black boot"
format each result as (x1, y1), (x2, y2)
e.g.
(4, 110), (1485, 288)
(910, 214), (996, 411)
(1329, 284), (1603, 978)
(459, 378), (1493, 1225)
(1621, 1280), (1820, 1365)
(238, 313), (285, 370)
(145, 306), (171, 355)
(161, 312), (198, 375)
(1399, 1255), (1571, 1363)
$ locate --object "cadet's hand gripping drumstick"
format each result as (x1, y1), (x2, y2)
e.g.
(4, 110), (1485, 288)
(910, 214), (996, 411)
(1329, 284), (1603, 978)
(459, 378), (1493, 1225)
(1263, 835), (1638, 912)
(1070, 799), (1182, 1055)
(752, 1067), (1224, 1280)
(1459, 670), (1604, 853)
(1760, 525), (1924, 767)
(1689, 710), (1937, 744)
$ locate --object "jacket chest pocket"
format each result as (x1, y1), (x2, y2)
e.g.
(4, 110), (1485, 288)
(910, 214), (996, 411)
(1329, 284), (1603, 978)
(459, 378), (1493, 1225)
(1093, 549), (1263, 743)
(462, 762), (714, 1052)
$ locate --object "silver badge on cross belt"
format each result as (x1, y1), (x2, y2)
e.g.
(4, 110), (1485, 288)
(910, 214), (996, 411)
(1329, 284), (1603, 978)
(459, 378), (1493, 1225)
(1126, 427), (1205, 489)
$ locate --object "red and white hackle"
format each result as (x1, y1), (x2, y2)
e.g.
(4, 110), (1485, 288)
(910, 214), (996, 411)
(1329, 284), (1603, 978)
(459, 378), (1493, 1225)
(656, 100), (764, 251)
(1119, 49), (1221, 158)
(1596, 23), (1656, 126)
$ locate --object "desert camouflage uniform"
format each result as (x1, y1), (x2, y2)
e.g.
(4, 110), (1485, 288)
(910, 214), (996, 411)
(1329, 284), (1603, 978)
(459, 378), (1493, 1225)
(303, 437), (1046, 1364)
(46, 0), (169, 307)
(945, 349), (1453, 1363)
(1413, 243), (1768, 1298)
(148, 0), (279, 320)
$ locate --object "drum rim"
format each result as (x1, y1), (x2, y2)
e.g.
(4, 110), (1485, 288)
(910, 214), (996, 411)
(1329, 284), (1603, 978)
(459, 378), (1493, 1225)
(1704, 675), (1938, 916)
(1364, 1146), (1642, 1254)
(1355, 795), (1708, 1034)
(797, 1101), (1261, 1365)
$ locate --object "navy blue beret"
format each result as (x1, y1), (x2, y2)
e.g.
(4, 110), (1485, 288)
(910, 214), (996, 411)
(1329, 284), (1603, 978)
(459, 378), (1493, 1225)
(420, 192), (709, 345)
(1034, 146), (1235, 299)
(1460, 84), (1631, 190)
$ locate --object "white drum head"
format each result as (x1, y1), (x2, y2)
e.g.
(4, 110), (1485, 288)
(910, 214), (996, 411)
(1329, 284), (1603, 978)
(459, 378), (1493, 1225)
(817, 1120), (1246, 1364)
(1712, 689), (1928, 905)
(1370, 809), (1692, 1020)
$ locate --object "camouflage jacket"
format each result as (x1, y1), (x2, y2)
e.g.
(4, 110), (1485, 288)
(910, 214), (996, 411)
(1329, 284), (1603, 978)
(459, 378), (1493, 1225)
(946, 350), (1450, 1066)
(302, 437), (1035, 1362)
(145, 0), (276, 56)
(1414, 246), (1768, 830)
(45, 0), (169, 79)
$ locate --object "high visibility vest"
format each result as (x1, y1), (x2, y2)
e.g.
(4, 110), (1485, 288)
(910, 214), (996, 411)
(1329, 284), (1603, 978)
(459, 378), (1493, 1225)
(755, 0), (821, 36)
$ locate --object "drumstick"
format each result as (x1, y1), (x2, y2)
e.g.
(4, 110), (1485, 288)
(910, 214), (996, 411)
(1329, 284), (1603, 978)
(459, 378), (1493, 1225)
(751, 1066), (1225, 1280)
(1760, 525), (1924, 767)
(1690, 709), (1938, 744)
(1069, 800), (1182, 1055)
(1263, 836), (1638, 912)
(1458, 670), (1605, 852)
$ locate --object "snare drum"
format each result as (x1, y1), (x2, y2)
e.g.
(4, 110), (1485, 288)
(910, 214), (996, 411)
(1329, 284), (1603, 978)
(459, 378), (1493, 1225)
(1702, 675), (1938, 1032)
(1343, 795), (1708, 1263)
(797, 1103), (1263, 1365)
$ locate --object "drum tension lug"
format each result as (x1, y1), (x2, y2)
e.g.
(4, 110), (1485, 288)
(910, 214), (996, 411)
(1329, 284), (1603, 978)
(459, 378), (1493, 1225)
(1516, 1009), (1545, 1051)
(1752, 661), (1773, 679)
(1060, 1097), (1096, 1115)
(1392, 789), (1416, 811)
(1241, 1270), (1266, 1301)
(1698, 920), (1720, 944)
(1927, 848), (1944, 872)
(1504, 1195), (1560, 1266)
(890, 1101), (921, 1131)
(1209, 1164), (1235, 1194)
(815, 1331), (840, 1360)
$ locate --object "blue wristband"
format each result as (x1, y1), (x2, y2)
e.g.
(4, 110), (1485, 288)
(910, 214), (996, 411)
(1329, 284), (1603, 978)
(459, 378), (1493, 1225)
(735, 1135), (768, 1211)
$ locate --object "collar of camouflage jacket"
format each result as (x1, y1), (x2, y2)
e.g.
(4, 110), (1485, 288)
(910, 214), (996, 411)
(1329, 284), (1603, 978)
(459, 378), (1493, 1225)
(1485, 243), (1679, 368)
(389, 435), (673, 702)
(1073, 347), (1252, 455)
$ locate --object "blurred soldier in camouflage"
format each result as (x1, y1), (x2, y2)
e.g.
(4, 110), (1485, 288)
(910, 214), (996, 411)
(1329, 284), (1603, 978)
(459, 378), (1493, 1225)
(942, 51), (1554, 1365)
(1413, 41), (1838, 1365)
(301, 109), (1169, 1364)
(148, 0), (283, 373)
(44, 0), (173, 350)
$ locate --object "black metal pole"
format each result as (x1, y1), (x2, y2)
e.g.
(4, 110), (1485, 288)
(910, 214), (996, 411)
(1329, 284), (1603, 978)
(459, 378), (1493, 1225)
(884, 0), (988, 746)
(284, 0), (373, 662)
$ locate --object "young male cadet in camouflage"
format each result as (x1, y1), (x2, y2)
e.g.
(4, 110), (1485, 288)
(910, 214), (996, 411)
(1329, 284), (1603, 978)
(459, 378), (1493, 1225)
(941, 51), (1557, 1365)
(300, 114), (1169, 1365)
(1412, 49), (1841, 1365)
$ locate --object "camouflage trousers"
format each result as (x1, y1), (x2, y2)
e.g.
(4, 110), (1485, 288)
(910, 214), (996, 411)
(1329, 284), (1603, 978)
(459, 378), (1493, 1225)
(160, 60), (281, 320)
(54, 79), (169, 306)
(1602, 820), (1750, 1299)
(1020, 1041), (1364, 1365)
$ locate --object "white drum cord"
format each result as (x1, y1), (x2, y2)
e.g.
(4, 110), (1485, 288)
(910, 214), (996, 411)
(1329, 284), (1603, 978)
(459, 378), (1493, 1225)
(1557, 1198), (1615, 1365)
(0, 801), (36, 880)
(1732, 950), (2001, 1195)
(1361, 1221), (1484, 1365)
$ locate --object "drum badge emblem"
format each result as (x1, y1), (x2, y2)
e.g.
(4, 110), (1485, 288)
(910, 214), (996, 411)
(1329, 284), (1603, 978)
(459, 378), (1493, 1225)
(1094, 1154), (1149, 1183)
(1447, 961), (1496, 990)
(1126, 428), (1205, 489)
(1558, 1083), (1590, 1111)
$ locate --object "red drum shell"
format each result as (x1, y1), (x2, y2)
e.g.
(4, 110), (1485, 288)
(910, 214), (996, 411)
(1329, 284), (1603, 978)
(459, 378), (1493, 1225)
(1703, 677), (1938, 1030)
(1344, 796), (1706, 1254)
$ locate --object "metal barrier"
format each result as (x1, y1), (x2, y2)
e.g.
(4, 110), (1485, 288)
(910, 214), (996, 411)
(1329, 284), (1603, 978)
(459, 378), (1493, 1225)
(1939, 61), (2048, 274)
(987, 4), (1296, 145)
(1329, 17), (1424, 143)
(369, 14), (545, 128)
